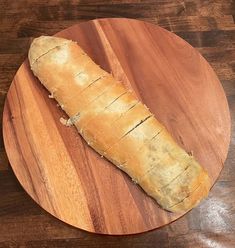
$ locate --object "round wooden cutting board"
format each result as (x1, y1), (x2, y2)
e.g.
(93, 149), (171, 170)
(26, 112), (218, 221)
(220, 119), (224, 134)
(3, 18), (231, 235)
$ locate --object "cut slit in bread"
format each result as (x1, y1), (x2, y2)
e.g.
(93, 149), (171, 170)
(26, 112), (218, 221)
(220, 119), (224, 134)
(75, 83), (128, 130)
(78, 92), (140, 136)
(28, 36), (72, 65)
(61, 75), (116, 116)
(77, 102), (153, 153)
(53, 64), (108, 106)
(105, 116), (164, 170)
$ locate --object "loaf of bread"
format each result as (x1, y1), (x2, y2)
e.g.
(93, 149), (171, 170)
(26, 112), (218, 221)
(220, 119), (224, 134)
(28, 36), (211, 212)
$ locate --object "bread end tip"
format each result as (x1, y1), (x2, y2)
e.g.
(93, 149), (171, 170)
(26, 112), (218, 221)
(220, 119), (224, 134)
(28, 35), (71, 66)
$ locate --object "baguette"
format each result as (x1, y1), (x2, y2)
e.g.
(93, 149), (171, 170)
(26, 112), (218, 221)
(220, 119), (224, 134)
(28, 36), (211, 212)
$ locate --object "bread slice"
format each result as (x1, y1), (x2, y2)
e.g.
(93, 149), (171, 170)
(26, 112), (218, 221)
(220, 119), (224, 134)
(75, 82), (128, 130)
(82, 90), (139, 129)
(62, 74), (115, 116)
(28, 36), (211, 213)
(53, 64), (108, 106)
(105, 117), (164, 178)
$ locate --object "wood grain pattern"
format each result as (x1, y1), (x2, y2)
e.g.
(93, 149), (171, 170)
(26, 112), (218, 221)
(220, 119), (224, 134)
(2, 18), (230, 235)
(1, 1), (235, 247)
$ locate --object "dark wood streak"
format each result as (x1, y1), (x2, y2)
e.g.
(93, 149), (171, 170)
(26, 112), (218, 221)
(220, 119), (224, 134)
(4, 99), (40, 203)
(89, 21), (124, 75)
(71, 138), (107, 233)
(14, 75), (58, 216)
(20, 70), (65, 215)
(121, 175), (153, 228)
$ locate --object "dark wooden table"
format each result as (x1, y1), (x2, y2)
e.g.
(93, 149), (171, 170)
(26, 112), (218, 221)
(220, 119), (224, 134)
(0, 1), (234, 247)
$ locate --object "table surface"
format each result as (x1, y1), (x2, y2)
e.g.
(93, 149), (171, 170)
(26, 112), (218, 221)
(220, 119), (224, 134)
(0, 0), (234, 247)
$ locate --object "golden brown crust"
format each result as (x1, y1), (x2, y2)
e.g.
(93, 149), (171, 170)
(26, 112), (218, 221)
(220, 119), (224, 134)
(83, 90), (139, 129)
(76, 92), (140, 155)
(28, 36), (211, 213)
(79, 102), (152, 153)
(79, 101), (151, 156)
(75, 82), (128, 130)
